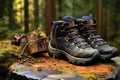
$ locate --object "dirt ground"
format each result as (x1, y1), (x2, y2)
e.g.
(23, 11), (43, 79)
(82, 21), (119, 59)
(18, 53), (114, 78)
(0, 40), (116, 79)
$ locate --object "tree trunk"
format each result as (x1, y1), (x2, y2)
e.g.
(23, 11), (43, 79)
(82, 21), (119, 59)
(58, 0), (62, 19)
(34, 0), (39, 28)
(0, 0), (6, 18)
(45, 0), (55, 36)
(114, 0), (120, 37)
(92, 0), (98, 17)
(7, 0), (18, 29)
(97, 0), (102, 36)
(24, 0), (29, 33)
(102, 0), (107, 40)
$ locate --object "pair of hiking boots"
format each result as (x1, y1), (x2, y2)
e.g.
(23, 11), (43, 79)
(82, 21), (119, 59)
(48, 15), (118, 65)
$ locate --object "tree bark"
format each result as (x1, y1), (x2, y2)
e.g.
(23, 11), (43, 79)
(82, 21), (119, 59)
(114, 0), (120, 36)
(58, 0), (62, 19)
(0, 0), (6, 18)
(7, 0), (18, 29)
(27, 33), (39, 54)
(102, 0), (107, 40)
(34, 0), (39, 28)
(24, 0), (29, 33)
(97, 0), (102, 36)
(45, 0), (55, 36)
(27, 33), (48, 54)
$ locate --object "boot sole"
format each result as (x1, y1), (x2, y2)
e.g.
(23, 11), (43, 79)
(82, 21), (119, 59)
(48, 43), (99, 65)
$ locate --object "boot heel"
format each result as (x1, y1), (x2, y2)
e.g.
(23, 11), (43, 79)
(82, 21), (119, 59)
(48, 43), (63, 59)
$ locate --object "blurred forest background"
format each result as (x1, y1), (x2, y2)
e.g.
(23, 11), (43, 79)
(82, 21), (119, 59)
(0, 0), (120, 48)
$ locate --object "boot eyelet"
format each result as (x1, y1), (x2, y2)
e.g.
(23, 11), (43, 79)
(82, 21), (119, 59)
(64, 37), (69, 41)
(82, 39), (85, 41)
(91, 41), (94, 44)
(76, 46), (79, 48)
(95, 45), (98, 47)
(88, 38), (90, 40)
(65, 39), (68, 42)
(72, 43), (75, 45)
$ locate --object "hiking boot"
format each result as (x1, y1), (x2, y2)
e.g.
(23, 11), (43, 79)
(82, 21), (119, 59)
(48, 16), (99, 64)
(76, 15), (118, 60)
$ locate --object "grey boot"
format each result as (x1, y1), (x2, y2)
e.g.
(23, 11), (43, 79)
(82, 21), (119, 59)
(48, 16), (99, 64)
(76, 15), (118, 60)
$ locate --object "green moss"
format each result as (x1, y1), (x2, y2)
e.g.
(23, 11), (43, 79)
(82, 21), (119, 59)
(80, 74), (97, 80)
(31, 31), (46, 37)
(9, 63), (27, 71)
(58, 68), (75, 74)
(58, 68), (97, 80)
(31, 28), (46, 38)
(0, 40), (21, 68)
(0, 40), (21, 56)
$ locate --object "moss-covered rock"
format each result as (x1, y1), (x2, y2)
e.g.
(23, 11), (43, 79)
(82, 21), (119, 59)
(0, 40), (21, 79)
(0, 40), (21, 65)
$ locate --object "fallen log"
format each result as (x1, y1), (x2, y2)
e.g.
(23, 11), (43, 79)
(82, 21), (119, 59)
(11, 29), (48, 55)
(27, 33), (48, 54)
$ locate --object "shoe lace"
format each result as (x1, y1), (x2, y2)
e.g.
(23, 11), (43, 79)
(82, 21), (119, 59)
(82, 22), (106, 47)
(59, 22), (89, 49)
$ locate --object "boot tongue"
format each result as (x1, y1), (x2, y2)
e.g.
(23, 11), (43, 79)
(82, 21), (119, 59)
(69, 20), (76, 27)
(82, 15), (97, 27)
(62, 16), (76, 27)
(63, 16), (74, 22)
(88, 19), (95, 25)
(87, 19), (97, 33)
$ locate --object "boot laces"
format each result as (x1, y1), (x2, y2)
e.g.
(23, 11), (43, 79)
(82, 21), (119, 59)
(60, 22), (89, 49)
(82, 22), (106, 47)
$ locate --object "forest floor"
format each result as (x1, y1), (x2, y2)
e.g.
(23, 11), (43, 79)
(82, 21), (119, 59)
(0, 40), (117, 79)
(16, 53), (114, 79)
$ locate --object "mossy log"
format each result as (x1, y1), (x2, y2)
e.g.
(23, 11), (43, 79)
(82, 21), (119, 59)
(27, 33), (48, 54)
